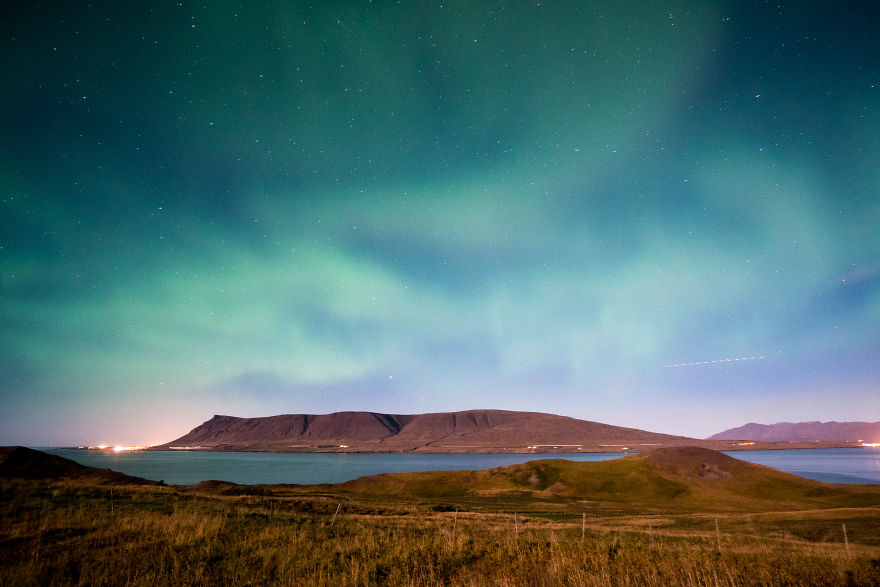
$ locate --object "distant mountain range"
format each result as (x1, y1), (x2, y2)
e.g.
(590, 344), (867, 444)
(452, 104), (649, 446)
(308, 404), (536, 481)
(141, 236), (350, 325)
(153, 410), (869, 453)
(154, 409), (704, 453)
(708, 421), (880, 443)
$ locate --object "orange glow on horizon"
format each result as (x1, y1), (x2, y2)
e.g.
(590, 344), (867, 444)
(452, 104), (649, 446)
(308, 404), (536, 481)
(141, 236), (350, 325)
(112, 445), (148, 452)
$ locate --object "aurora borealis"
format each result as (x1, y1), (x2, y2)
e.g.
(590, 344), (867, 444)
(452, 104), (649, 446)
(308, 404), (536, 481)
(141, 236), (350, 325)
(2, 2), (878, 446)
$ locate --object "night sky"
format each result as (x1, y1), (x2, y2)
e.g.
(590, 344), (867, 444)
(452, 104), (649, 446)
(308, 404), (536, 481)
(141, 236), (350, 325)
(2, 2), (878, 447)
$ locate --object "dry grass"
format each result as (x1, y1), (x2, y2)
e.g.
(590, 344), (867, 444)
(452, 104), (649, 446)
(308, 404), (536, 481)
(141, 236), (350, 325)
(2, 478), (880, 586)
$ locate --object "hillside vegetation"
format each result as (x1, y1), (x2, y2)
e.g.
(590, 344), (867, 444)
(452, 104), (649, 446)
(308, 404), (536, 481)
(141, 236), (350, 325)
(316, 447), (879, 516)
(2, 446), (879, 585)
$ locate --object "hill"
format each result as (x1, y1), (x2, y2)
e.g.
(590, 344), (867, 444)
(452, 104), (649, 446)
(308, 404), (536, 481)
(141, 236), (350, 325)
(5, 446), (880, 586)
(0, 446), (162, 485)
(154, 409), (705, 453)
(708, 421), (880, 442)
(330, 446), (880, 513)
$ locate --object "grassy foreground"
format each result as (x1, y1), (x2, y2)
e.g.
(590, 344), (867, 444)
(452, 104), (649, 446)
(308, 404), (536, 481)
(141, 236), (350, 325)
(2, 478), (880, 586)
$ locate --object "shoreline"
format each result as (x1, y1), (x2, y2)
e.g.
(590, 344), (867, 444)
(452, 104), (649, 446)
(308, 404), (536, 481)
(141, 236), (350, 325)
(52, 440), (872, 454)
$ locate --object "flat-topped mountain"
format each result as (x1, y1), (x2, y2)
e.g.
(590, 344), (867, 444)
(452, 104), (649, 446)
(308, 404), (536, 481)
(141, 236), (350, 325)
(709, 421), (880, 443)
(154, 409), (701, 453)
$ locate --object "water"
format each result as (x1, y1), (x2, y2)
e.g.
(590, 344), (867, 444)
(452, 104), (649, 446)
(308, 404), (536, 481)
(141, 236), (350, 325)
(40, 450), (626, 485)
(721, 447), (880, 484)
(41, 447), (880, 486)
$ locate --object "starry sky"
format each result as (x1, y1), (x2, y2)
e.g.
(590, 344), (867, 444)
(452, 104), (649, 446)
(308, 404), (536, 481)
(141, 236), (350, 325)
(2, 1), (878, 447)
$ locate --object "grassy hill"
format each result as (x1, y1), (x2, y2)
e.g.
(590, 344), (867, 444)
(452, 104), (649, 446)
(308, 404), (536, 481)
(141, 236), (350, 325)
(325, 446), (880, 514)
(3, 446), (880, 585)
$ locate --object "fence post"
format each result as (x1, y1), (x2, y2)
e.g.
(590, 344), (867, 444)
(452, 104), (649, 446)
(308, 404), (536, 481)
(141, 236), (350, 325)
(843, 523), (850, 558)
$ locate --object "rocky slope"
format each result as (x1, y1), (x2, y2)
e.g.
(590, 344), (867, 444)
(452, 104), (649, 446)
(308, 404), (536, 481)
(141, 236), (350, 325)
(154, 409), (700, 453)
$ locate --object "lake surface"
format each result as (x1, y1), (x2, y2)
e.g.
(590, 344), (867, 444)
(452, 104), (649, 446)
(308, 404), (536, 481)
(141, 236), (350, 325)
(41, 450), (626, 485)
(720, 448), (880, 484)
(42, 447), (880, 486)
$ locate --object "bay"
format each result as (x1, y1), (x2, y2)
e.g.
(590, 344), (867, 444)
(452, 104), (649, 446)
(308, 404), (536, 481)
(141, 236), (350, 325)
(721, 447), (880, 484)
(41, 447), (880, 486)
(41, 450), (625, 485)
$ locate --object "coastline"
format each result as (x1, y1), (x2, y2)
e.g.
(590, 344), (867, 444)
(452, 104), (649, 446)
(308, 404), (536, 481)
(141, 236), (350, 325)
(139, 439), (869, 454)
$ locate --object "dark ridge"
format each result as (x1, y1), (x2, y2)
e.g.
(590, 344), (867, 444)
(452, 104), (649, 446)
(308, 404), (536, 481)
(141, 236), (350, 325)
(371, 412), (407, 435)
(0, 446), (162, 485)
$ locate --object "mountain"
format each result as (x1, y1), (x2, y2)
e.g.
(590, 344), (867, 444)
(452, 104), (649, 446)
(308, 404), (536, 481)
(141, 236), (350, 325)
(332, 446), (880, 512)
(154, 409), (701, 453)
(708, 421), (880, 443)
(0, 446), (161, 485)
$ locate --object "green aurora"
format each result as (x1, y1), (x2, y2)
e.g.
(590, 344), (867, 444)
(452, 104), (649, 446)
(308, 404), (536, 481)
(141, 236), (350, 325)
(1, 1), (878, 445)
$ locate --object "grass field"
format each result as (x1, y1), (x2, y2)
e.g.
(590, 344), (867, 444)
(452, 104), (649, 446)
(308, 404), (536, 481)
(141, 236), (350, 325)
(2, 477), (880, 586)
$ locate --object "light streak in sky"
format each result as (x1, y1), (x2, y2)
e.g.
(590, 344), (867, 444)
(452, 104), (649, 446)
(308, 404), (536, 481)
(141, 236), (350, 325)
(661, 355), (766, 368)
